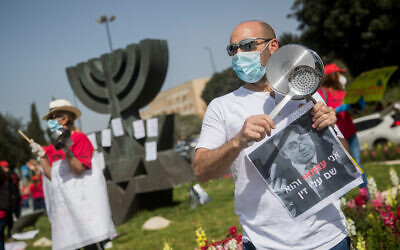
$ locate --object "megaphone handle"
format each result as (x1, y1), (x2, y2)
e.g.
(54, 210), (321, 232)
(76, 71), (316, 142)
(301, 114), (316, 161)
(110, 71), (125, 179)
(269, 94), (293, 119)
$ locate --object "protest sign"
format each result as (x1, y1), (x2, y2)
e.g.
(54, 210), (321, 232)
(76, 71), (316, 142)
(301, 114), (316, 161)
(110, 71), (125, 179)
(246, 102), (363, 221)
(343, 66), (398, 104)
(46, 152), (116, 250)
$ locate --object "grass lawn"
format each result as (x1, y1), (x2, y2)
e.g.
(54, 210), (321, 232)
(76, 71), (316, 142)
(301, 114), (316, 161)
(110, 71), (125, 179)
(12, 163), (400, 250)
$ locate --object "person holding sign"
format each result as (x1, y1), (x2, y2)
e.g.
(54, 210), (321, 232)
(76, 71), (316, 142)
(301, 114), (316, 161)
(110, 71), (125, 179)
(317, 64), (369, 197)
(194, 21), (352, 249)
(29, 99), (115, 250)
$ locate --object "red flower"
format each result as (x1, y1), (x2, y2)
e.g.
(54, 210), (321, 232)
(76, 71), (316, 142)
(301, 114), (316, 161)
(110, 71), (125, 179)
(235, 234), (242, 242)
(229, 226), (237, 236)
(354, 196), (365, 207)
(372, 199), (383, 210)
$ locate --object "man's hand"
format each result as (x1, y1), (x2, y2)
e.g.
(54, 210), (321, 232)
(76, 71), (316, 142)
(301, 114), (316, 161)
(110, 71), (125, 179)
(311, 102), (336, 130)
(236, 114), (275, 148)
(269, 163), (287, 195)
(30, 140), (45, 158)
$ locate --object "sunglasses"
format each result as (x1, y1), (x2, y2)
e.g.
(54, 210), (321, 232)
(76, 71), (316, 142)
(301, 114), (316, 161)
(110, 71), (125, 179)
(49, 113), (64, 120)
(226, 37), (272, 56)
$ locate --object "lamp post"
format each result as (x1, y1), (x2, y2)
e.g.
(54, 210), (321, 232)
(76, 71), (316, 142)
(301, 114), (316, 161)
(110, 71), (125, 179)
(204, 47), (217, 74)
(96, 15), (116, 52)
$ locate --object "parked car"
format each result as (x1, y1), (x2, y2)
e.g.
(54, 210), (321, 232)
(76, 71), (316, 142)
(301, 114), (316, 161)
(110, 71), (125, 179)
(353, 101), (400, 149)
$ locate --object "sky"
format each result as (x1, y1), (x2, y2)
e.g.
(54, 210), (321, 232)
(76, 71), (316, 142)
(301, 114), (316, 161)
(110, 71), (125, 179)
(0, 0), (300, 134)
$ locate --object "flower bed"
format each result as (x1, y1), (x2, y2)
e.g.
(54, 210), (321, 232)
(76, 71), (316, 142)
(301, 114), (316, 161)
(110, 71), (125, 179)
(194, 226), (242, 250)
(361, 142), (400, 162)
(342, 167), (400, 249)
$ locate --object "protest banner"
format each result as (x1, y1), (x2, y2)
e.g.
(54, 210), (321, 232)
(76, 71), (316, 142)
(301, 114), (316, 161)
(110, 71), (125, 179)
(45, 152), (116, 250)
(246, 102), (363, 221)
(343, 66), (398, 104)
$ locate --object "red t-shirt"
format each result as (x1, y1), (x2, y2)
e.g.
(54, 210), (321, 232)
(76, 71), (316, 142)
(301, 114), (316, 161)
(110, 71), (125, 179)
(43, 131), (94, 168)
(0, 210), (6, 218)
(21, 186), (30, 200)
(318, 88), (356, 139)
(29, 182), (44, 199)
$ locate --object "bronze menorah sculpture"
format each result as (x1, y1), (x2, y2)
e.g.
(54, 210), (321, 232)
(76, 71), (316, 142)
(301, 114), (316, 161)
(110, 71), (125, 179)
(66, 39), (195, 225)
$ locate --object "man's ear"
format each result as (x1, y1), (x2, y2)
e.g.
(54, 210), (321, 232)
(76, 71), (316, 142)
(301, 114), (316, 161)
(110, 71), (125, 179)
(270, 38), (279, 54)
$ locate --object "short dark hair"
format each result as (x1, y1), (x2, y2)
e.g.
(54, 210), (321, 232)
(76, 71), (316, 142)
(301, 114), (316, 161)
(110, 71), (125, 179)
(273, 122), (311, 147)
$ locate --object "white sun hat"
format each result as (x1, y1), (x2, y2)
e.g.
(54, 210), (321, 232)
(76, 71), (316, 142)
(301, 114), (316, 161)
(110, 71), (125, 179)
(42, 99), (81, 121)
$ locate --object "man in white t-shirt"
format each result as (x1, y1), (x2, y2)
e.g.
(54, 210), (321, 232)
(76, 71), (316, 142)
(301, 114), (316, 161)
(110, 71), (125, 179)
(194, 20), (351, 250)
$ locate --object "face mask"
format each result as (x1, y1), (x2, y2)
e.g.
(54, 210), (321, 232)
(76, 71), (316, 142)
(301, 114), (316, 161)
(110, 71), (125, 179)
(232, 42), (270, 83)
(339, 75), (347, 87)
(47, 119), (63, 132)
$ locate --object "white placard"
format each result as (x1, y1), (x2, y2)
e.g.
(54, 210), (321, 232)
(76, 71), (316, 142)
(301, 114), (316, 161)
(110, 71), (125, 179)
(12, 229), (39, 240)
(101, 129), (111, 147)
(87, 133), (98, 150)
(146, 118), (158, 137)
(145, 141), (157, 161)
(47, 152), (116, 250)
(132, 120), (146, 139)
(5, 241), (27, 250)
(111, 118), (124, 137)
(245, 102), (363, 221)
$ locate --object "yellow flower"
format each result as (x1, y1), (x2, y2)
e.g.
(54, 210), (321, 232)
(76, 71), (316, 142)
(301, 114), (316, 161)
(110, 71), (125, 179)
(386, 188), (397, 207)
(163, 241), (173, 250)
(356, 233), (366, 250)
(195, 227), (207, 247)
(387, 141), (392, 147)
(363, 143), (369, 150)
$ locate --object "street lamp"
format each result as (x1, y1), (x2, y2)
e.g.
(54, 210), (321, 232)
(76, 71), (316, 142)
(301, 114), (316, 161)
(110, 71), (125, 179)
(96, 15), (116, 52)
(204, 47), (217, 74)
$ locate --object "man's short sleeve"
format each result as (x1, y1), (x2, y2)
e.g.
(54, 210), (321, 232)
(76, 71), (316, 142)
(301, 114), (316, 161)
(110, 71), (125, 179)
(196, 99), (227, 150)
(70, 132), (94, 169)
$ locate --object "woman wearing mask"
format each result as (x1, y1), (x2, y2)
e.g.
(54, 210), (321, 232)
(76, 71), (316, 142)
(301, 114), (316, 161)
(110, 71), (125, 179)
(317, 63), (369, 197)
(29, 99), (115, 250)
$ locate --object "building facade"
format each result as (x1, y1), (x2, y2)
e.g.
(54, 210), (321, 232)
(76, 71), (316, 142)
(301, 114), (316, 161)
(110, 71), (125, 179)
(140, 78), (209, 119)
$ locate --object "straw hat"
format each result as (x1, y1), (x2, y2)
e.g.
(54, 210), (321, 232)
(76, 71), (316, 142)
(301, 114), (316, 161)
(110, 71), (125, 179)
(42, 99), (81, 121)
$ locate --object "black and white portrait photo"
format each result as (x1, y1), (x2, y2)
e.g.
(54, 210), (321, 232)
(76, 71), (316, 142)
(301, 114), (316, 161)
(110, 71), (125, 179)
(248, 105), (362, 219)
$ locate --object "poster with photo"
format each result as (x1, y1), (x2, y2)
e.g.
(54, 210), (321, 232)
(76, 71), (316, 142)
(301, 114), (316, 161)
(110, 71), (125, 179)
(246, 102), (363, 221)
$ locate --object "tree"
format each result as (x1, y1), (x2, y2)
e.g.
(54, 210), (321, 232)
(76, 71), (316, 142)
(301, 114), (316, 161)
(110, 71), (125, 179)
(174, 114), (202, 141)
(26, 103), (47, 145)
(0, 113), (31, 168)
(287, 0), (400, 76)
(201, 67), (242, 105)
(278, 33), (302, 47)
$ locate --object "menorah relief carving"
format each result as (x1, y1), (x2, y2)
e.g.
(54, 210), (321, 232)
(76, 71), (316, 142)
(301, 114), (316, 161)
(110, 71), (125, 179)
(66, 39), (195, 225)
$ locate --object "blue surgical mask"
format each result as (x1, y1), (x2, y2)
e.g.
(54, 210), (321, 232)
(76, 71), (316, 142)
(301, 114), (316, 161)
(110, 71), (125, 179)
(232, 43), (269, 83)
(47, 119), (62, 132)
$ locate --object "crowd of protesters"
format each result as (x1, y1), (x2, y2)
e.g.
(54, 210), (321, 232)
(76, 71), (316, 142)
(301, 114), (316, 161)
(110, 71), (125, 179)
(0, 159), (45, 249)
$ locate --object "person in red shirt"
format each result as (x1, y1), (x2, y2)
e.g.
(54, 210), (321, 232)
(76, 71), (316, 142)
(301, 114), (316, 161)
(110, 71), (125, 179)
(29, 99), (93, 180)
(29, 176), (45, 211)
(0, 161), (21, 239)
(317, 63), (369, 197)
(20, 182), (30, 209)
(0, 165), (11, 250)
(29, 99), (108, 250)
